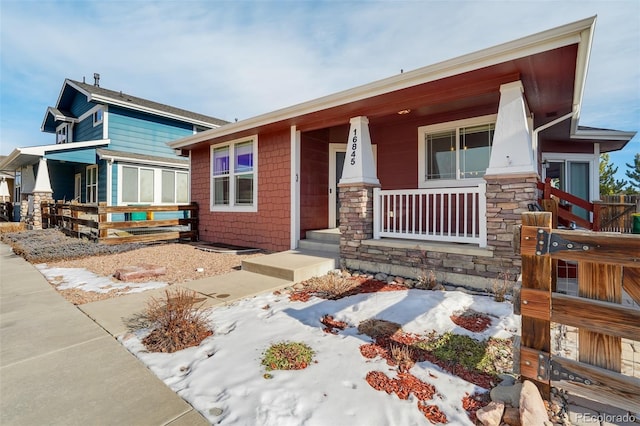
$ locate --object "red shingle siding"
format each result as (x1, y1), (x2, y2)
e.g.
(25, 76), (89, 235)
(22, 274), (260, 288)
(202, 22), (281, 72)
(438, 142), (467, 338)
(191, 130), (291, 252)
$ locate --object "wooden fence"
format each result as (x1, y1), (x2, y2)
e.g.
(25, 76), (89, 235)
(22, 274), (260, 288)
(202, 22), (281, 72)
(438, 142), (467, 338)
(595, 194), (640, 233)
(42, 201), (198, 244)
(0, 202), (13, 222)
(519, 211), (640, 412)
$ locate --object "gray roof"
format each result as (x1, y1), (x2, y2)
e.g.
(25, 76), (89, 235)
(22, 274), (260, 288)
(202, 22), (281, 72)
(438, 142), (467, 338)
(68, 79), (229, 127)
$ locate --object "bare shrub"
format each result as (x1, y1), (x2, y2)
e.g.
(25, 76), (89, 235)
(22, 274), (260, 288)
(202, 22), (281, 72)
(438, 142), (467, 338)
(142, 288), (212, 353)
(0, 222), (25, 234)
(390, 343), (415, 372)
(492, 271), (514, 302)
(417, 268), (437, 290)
(304, 274), (356, 299)
(358, 318), (402, 339)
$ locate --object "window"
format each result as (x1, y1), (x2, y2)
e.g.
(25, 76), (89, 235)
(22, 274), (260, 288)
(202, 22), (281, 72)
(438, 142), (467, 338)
(86, 165), (98, 203)
(14, 171), (21, 201)
(162, 170), (189, 203)
(93, 108), (103, 126)
(122, 166), (154, 203)
(211, 136), (257, 211)
(56, 123), (71, 144)
(418, 115), (496, 186)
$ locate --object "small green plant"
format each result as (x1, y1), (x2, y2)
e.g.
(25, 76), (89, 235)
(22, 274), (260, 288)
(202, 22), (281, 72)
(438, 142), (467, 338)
(412, 332), (512, 376)
(142, 288), (212, 353)
(262, 341), (314, 371)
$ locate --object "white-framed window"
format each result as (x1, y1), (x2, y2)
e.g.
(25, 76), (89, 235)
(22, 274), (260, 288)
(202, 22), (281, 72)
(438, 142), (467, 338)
(56, 123), (72, 144)
(161, 170), (189, 203)
(14, 171), (21, 201)
(210, 136), (258, 212)
(93, 108), (103, 126)
(418, 114), (496, 187)
(86, 165), (98, 203)
(122, 165), (154, 204)
(74, 173), (82, 201)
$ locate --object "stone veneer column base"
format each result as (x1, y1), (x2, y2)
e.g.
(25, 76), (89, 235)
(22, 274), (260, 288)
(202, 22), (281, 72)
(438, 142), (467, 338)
(483, 172), (539, 279)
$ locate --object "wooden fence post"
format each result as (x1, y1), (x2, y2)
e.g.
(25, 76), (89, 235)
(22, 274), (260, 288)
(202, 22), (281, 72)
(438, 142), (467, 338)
(520, 211), (553, 398)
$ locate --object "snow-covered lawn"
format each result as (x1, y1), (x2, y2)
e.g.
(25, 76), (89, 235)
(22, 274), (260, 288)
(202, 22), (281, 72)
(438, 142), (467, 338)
(121, 288), (520, 425)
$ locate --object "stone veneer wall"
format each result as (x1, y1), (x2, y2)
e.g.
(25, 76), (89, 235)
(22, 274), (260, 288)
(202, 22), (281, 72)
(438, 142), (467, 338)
(339, 175), (539, 291)
(20, 191), (53, 230)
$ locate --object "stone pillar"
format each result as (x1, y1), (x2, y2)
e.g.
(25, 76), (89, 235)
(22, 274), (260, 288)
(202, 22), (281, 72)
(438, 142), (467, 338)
(338, 184), (377, 261)
(338, 116), (380, 266)
(484, 173), (539, 278)
(31, 191), (53, 230)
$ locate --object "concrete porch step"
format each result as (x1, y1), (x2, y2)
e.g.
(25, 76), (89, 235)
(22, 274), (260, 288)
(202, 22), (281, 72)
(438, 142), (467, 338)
(299, 228), (340, 253)
(305, 228), (341, 243)
(298, 239), (340, 254)
(242, 249), (339, 282)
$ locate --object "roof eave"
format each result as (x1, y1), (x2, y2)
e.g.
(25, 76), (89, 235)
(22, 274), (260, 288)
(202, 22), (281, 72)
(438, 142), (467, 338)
(170, 16), (597, 150)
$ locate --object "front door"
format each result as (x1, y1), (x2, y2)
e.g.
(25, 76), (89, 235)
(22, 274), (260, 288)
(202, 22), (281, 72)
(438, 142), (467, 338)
(545, 159), (591, 221)
(328, 143), (377, 228)
(328, 144), (346, 228)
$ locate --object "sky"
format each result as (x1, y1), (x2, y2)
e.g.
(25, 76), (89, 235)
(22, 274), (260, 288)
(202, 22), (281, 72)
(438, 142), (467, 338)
(1, 0), (638, 181)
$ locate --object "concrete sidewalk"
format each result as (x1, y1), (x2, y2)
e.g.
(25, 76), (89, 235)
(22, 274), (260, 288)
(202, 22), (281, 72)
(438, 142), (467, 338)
(0, 243), (210, 426)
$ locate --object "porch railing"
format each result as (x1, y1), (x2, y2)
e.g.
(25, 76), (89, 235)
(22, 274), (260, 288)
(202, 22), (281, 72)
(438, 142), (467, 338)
(373, 184), (487, 247)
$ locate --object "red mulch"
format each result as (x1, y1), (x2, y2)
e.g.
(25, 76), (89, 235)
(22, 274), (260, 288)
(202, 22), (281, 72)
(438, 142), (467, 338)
(450, 311), (492, 332)
(417, 402), (449, 424)
(320, 315), (348, 334)
(462, 391), (491, 423)
(289, 277), (406, 302)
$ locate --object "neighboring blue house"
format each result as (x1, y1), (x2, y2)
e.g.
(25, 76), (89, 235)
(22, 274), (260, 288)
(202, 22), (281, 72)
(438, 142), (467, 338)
(0, 75), (227, 225)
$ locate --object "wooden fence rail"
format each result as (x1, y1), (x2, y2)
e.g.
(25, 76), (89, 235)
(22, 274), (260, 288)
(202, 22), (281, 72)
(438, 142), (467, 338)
(520, 211), (640, 412)
(42, 201), (198, 244)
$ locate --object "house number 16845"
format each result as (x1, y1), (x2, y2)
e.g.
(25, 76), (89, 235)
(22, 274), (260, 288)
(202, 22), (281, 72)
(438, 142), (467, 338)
(350, 129), (357, 165)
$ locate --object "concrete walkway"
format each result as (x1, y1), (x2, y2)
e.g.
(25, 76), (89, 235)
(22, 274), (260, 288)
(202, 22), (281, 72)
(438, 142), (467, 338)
(0, 243), (292, 425)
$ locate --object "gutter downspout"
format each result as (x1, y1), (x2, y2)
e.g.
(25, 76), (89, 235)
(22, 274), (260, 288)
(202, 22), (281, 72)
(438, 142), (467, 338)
(532, 110), (575, 171)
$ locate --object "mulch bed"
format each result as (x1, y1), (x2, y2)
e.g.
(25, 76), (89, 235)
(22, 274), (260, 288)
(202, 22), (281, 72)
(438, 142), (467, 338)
(450, 310), (492, 332)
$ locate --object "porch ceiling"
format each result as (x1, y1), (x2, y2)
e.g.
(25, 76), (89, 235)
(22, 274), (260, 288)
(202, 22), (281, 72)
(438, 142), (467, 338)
(285, 45), (577, 134)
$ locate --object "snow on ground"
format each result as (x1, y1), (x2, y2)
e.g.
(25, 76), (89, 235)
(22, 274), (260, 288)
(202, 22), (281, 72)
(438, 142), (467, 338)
(36, 264), (168, 294)
(121, 289), (520, 425)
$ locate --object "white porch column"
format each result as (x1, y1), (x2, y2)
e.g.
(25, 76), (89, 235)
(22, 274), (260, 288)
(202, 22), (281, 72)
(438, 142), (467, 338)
(339, 116), (379, 186)
(33, 158), (53, 193)
(485, 81), (535, 176)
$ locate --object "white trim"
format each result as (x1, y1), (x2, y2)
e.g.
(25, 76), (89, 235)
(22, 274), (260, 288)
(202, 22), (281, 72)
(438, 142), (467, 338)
(210, 135), (259, 213)
(417, 114), (497, 188)
(170, 17), (596, 150)
(290, 126), (301, 249)
(55, 122), (72, 144)
(97, 151), (188, 169)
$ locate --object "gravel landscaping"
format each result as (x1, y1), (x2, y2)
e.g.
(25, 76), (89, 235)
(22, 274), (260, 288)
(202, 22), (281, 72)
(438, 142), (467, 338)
(2, 229), (264, 304)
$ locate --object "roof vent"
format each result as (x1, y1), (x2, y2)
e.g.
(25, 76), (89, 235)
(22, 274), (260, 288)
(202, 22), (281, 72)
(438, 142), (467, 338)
(93, 73), (100, 87)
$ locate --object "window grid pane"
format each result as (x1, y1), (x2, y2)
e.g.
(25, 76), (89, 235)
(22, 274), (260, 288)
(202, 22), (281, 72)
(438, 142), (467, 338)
(459, 124), (494, 179)
(122, 167), (138, 203)
(426, 130), (456, 180)
(162, 170), (175, 203)
(140, 169), (154, 203)
(176, 172), (189, 203)
(213, 146), (230, 176)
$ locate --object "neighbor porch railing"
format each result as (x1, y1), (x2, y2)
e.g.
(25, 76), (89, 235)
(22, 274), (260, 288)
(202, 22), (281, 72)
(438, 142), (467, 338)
(373, 183), (487, 247)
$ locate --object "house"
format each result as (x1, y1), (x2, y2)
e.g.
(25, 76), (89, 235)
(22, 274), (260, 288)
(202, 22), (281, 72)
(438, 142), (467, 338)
(0, 75), (227, 227)
(167, 16), (634, 289)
